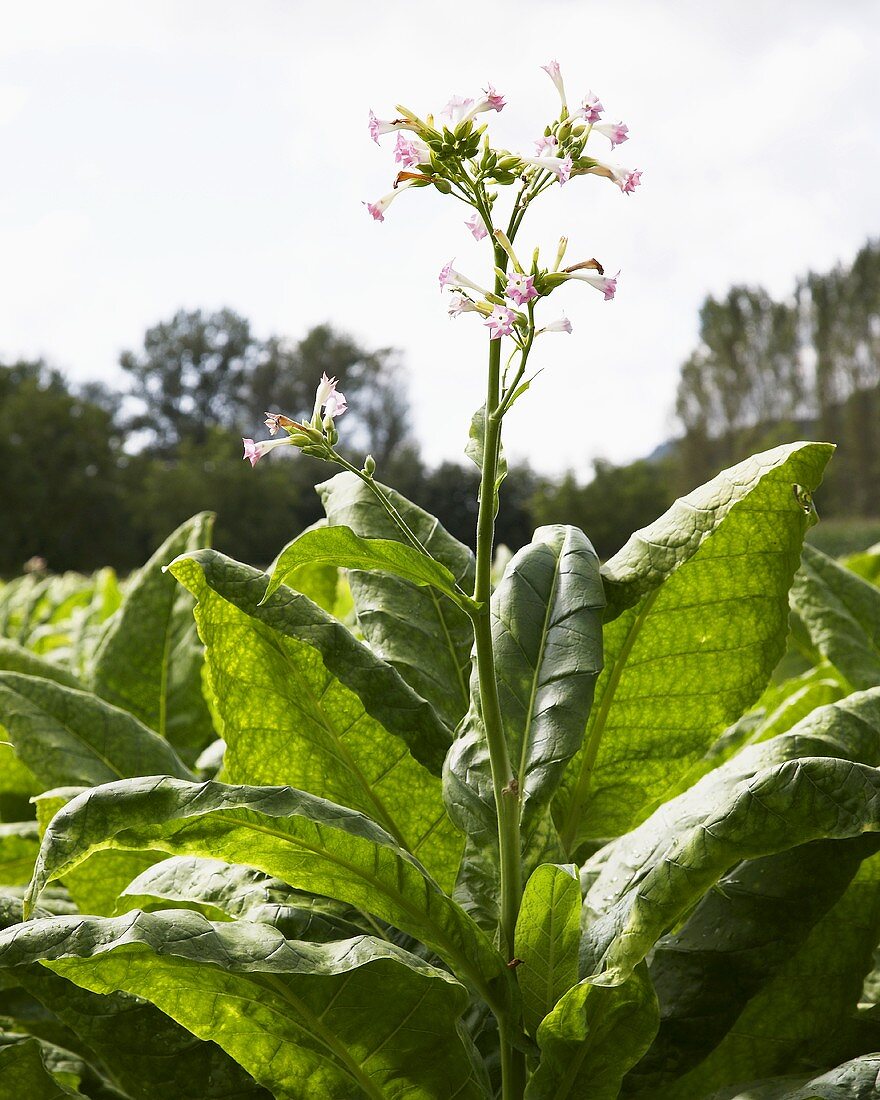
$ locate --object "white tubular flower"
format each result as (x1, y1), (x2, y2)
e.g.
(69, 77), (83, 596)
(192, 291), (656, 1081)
(537, 316), (573, 334)
(541, 60), (567, 110)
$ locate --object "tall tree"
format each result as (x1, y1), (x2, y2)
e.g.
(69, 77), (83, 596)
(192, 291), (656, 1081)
(673, 241), (880, 513)
(122, 313), (414, 465)
(0, 361), (135, 573)
(120, 308), (257, 451)
(249, 325), (411, 465)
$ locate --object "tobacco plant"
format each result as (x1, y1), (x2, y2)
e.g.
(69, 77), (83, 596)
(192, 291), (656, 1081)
(1, 64), (880, 1100)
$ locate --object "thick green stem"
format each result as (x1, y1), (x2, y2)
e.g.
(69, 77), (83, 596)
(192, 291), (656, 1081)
(471, 242), (526, 1099)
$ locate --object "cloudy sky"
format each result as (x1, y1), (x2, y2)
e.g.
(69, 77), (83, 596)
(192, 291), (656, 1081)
(2, 0), (878, 475)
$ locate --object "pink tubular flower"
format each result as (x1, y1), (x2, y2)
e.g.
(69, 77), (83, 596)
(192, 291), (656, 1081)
(448, 293), (482, 318)
(465, 212), (488, 241)
(368, 109), (415, 144)
(595, 121), (629, 148)
(534, 134), (558, 156)
(439, 258), (491, 297)
(264, 412), (294, 436)
(442, 95), (475, 125)
(588, 162), (643, 194)
(394, 133), (427, 167)
(484, 306), (516, 339)
(482, 83), (506, 112)
(364, 180), (415, 222)
(324, 392), (347, 418)
(506, 272), (538, 306)
(522, 153), (572, 185)
(617, 167), (642, 194)
(579, 92), (604, 124)
(541, 60), (566, 108)
(566, 269), (619, 300)
(242, 436), (293, 467)
(314, 372), (348, 419)
(539, 316), (573, 334)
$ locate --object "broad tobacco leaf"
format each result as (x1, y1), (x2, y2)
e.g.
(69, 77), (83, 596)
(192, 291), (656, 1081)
(524, 963), (658, 1100)
(581, 691), (880, 987)
(169, 551), (461, 889)
(790, 543), (880, 689)
(0, 892), (271, 1099)
(655, 854), (880, 1098)
(555, 441), (834, 855)
(0, 909), (490, 1100)
(25, 778), (513, 1015)
(118, 855), (368, 942)
(624, 835), (880, 1094)
(445, 526), (604, 864)
(90, 512), (215, 762)
(0, 673), (193, 789)
(0, 1037), (86, 1098)
(581, 689), (880, 921)
(514, 864), (581, 1037)
(319, 473), (475, 730)
(264, 525), (466, 608)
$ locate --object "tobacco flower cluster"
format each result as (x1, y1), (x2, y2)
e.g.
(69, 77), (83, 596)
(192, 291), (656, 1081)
(365, 60), (640, 346)
(242, 373), (347, 467)
(244, 62), (641, 467)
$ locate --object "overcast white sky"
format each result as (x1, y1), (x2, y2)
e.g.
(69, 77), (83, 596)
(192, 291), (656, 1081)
(1, 0), (878, 475)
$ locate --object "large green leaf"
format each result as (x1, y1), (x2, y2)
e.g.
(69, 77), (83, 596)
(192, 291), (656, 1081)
(790, 543), (880, 689)
(0, 892), (272, 1099)
(657, 854), (880, 1098)
(264, 525), (468, 608)
(90, 512), (215, 760)
(319, 473), (475, 730)
(524, 964), (658, 1100)
(0, 743), (38, 823)
(843, 542), (880, 586)
(600, 442), (833, 620)
(0, 821), (40, 886)
(0, 673), (193, 789)
(581, 690), (880, 922)
(708, 1053), (880, 1099)
(0, 640), (82, 689)
(0, 1037), (86, 1098)
(0, 908), (489, 1100)
(582, 699), (880, 988)
(445, 526), (604, 857)
(33, 788), (161, 917)
(623, 835), (880, 1095)
(170, 550), (453, 772)
(169, 551), (461, 889)
(555, 442), (834, 855)
(0, 645), (82, 822)
(514, 864), (581, 1037)
(25, 778), (511, 1014)
(118, 856), (367, 941)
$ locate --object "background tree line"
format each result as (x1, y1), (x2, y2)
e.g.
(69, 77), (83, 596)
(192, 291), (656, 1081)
(2, 239), (879, 575)
(0, 313), (538, 574)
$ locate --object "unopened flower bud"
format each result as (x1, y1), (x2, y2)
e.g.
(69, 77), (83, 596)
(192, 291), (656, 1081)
(363, 454), (376, 477)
